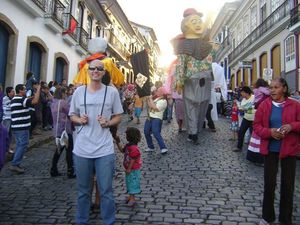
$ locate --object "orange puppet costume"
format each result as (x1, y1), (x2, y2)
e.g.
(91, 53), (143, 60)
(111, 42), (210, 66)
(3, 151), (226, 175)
(73, 37), (124, 87)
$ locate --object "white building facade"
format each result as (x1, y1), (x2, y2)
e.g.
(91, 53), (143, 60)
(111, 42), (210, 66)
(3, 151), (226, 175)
(211, 0), (296, 91)
(0, 0), (161, 89)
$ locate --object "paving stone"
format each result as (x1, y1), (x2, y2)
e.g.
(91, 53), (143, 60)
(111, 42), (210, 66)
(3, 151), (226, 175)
(1, 115), (299, 224)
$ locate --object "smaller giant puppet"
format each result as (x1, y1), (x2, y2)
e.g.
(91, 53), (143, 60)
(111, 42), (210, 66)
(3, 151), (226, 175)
(172, 8), (213, 144)
(73, 37), (124, 87)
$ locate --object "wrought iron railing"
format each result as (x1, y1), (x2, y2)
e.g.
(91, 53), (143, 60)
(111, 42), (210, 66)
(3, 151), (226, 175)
(78, 27), (89, 50)
(109, 32), (131, 59)
(228, 0), (289, 63)
(290, 4), (300, 28)
(45, 0), (66, 28)
(31, 0), (46, 11)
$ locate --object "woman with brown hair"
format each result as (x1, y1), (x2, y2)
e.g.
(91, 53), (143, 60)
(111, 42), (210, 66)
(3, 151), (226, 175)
(50, 86), (75, 178)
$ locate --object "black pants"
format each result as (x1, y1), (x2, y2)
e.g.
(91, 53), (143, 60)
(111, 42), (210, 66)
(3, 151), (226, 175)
(205, 104), (215, 129)
(51, 134), (74, 173)
(237, 118), (252, 149)
(262, 152), (296, 225)
(42, 106), (53, 128)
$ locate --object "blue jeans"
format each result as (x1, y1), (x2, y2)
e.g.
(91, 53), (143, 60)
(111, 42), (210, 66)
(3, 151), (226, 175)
(74, 154), (115, 225)
(167, 100), (174, 122)
(144, 118), (166, 150)
(11, 130), (29, 166)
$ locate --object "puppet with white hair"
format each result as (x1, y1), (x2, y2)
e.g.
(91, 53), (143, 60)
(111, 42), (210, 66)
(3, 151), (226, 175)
(73, 37), (124, 87)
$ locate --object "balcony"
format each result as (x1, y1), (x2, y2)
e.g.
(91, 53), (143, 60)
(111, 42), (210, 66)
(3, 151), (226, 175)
(75, 27), (89, 55)
(290, 4), (300, 32)
(44, 0), (65, 34)
(62, 13), (79, 46)
(228, 0), (289, 64)
(108, 32), (131, 60)
(15, 0), (46, 17)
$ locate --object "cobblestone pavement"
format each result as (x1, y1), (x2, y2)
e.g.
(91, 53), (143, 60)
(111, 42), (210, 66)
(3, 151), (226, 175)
(0, 114), (300, 225)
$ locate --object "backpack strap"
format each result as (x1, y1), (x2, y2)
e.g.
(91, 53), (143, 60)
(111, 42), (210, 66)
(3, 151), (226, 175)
(100, 85), (108, 116)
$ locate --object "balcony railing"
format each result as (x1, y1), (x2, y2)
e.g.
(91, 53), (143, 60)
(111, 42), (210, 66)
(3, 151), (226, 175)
(290, 4), (300, 28)
(229, 0), (289, 63)
(45, 0), (66, 28)
(78, 27), (89, 50)
(32, 0), (46, 11)
(109, 32), (130, 59)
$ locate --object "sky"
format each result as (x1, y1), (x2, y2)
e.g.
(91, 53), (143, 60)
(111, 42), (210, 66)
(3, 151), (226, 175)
(117, 0), (234, 67)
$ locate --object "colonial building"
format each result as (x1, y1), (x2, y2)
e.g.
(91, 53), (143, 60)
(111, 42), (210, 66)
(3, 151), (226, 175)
(211, 0), (295, 91)
(289, 0), (300, 91)
(0, 0), (160, 89)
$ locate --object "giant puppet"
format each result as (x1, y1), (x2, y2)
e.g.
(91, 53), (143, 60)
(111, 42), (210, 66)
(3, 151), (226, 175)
(173, 8), (213, 144)
(73, 37), (124, 87)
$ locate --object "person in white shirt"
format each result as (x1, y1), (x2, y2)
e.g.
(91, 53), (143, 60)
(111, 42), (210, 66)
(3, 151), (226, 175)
(233, 86), (255, 152)
(2, 87), (15, 153)
(144, 87), (168, 154)
(69, 59), (123, 225)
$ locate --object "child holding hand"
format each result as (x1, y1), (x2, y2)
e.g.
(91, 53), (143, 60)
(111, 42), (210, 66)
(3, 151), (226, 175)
(117, 127), (142, 206)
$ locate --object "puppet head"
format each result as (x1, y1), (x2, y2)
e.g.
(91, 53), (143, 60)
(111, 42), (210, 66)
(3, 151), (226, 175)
(88, 37), (108, 54)
(181, 8), (203, 39)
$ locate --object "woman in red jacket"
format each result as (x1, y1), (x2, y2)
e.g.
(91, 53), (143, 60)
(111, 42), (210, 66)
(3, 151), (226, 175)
(253, 78), (300, 225)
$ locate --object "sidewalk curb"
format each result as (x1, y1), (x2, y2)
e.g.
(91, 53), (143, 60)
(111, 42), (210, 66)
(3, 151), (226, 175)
(6, 132), (53, 163)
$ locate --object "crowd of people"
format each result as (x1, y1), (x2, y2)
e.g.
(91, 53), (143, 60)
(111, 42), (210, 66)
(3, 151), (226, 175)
(1, 72), (300, 225)
(1, 6), (300, 225)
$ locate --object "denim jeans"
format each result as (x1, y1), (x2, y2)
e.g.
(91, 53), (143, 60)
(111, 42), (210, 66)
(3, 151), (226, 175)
(74, 154), (115, 225)
(167, 100), (174, 122)
(237, 118), (252, 149)
(144, 118), (166, 150)
(11, 130), (29, 166)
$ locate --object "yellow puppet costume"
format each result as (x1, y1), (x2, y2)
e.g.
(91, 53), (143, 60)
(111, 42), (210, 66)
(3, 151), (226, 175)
(73, 37), (124, 87)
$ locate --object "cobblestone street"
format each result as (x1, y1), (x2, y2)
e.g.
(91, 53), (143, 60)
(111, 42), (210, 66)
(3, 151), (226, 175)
(1, 115), (300, 225)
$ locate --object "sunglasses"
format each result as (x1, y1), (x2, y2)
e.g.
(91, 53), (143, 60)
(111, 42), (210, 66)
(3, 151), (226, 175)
(88, 66), (104, 71)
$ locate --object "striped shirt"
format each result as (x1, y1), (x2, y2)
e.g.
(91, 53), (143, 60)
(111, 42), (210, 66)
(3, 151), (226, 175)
(11, 96), (33, 130)
(2, 96), (12, 120)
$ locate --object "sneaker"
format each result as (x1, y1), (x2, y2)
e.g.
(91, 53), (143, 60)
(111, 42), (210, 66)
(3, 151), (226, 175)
(259, 219), (270, 225)
(145, 148), (155, 152)
(161, 148), (168, 154)
(10, 165), (25, 174)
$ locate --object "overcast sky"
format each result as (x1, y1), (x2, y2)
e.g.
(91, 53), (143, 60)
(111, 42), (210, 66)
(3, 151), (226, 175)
(117, 0), (234, 67)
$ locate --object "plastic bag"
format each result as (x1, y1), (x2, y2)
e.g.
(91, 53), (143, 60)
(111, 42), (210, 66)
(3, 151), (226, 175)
(55, 130), (68, 147)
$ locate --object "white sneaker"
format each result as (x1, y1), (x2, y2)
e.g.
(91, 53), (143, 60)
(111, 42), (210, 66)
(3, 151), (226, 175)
(161, 148), (168, 154)
(145, 148), (154, 152)
(259, 219), (270, 225)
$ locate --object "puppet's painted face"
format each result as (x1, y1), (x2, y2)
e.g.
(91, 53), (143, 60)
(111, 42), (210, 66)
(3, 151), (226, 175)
(184, 15), (203, 38)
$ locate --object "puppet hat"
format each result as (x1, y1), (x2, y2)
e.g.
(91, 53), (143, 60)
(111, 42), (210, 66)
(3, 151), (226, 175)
(183, 8), (203, 18)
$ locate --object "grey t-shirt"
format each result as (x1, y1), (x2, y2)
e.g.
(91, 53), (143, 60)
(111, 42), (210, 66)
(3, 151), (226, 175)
(69, 85), (123, 158)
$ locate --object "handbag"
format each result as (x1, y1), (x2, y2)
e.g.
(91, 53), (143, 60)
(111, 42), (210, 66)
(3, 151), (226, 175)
(55, 100), (68, 147)
(248, 131), (260, 153)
